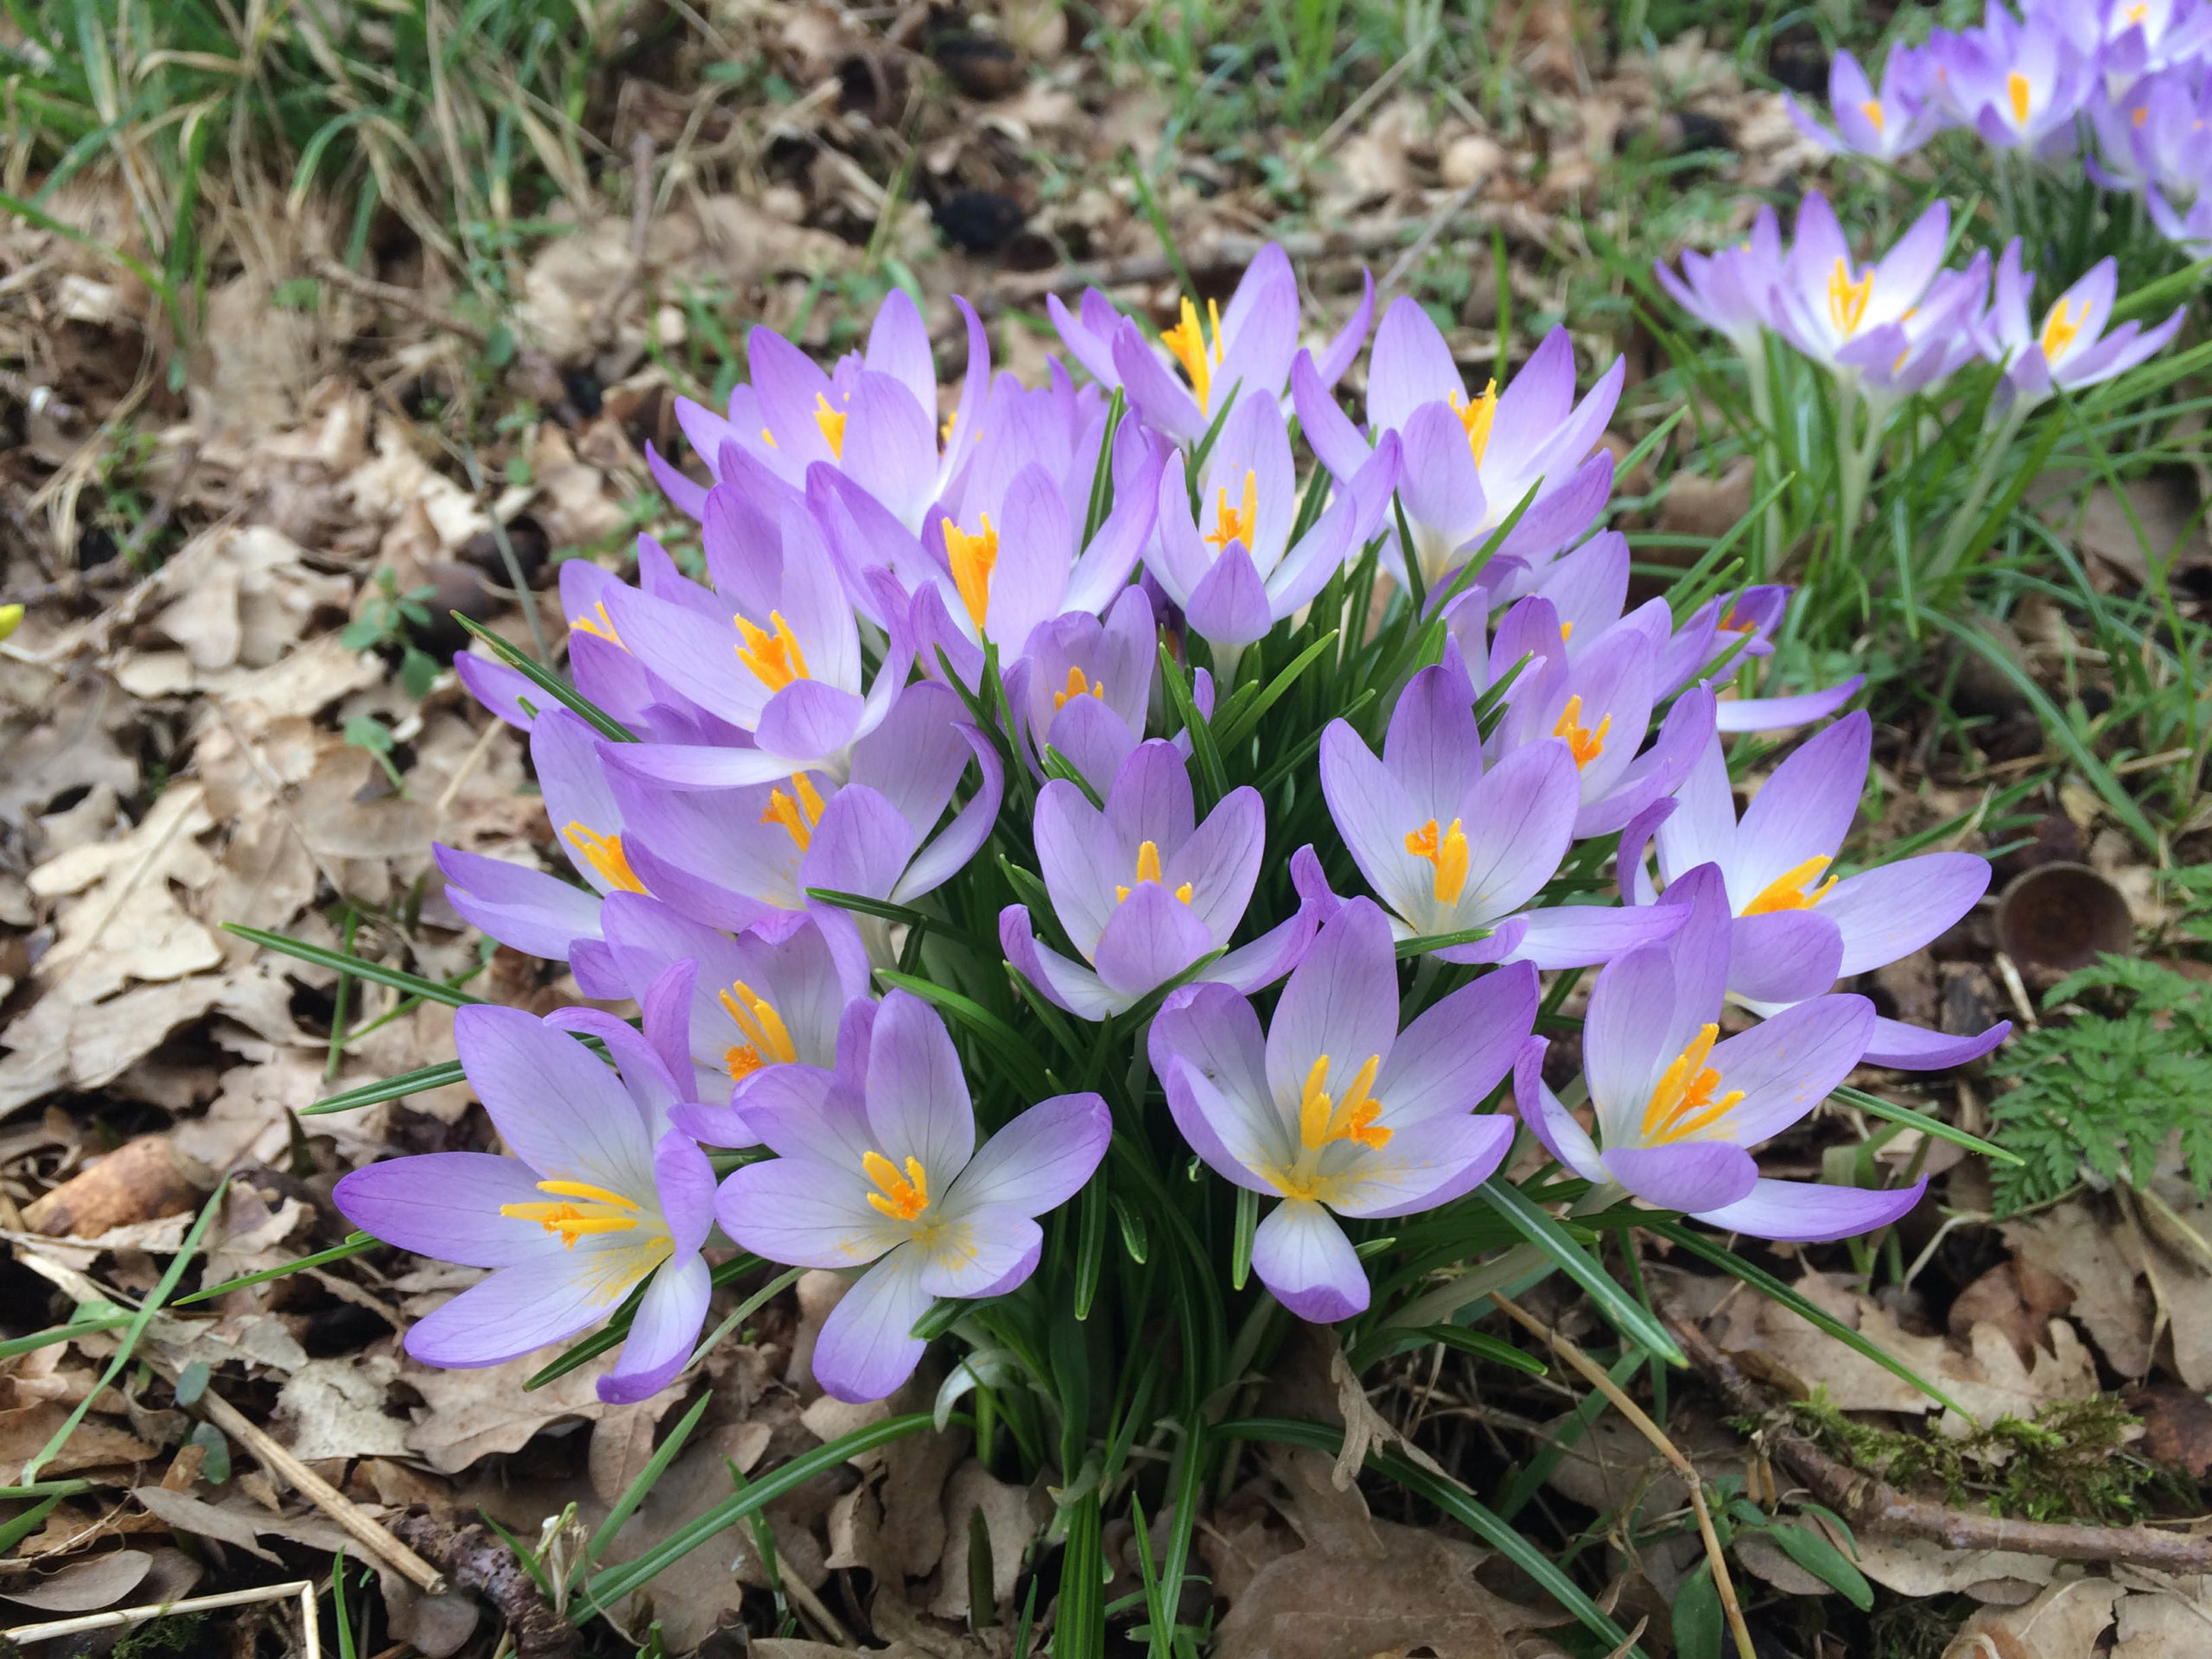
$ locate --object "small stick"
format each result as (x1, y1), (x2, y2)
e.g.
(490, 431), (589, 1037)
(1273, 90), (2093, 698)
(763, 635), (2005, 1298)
(1491, 1293), (1758, 1659)
(1, 1577), (317, 1651)
(1659, 1300), (2212, 1574)
(1378, 177), (1487, 301)
(310, 257), (489, 348)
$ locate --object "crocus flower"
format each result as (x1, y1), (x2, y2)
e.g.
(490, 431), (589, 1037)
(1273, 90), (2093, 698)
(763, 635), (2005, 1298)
(1789, 45), (1946, 161)
(1151, 395), (1399, 663)
(1654, 207), (1784, 357)
(1515, 866), (1925, 1242)
(649, 289), (993, 536)
(1000, 741), (1322, 1018)
(1294, 309), (1621, 598)
(1620, 714), (2010, 1069)
(437, 706), (637, 996)
(1149, 899), (1536, 1321)
(1005, 584), (1159, 791)
(594, 486), (911, 791)
(1845, 249), (1994, 410)
(1939, 10), (2095, 156)
(2097, 0), (2212, 91)
(334, 1005), (715, 1402)
(1981, 242), (2186, 410)
(715, 990), (1110, 1401)
(594, 893), (871, 1135)
(1318, 662), (1682, 967)
(1770, 194), (1952, 376)
(608, 682), (1004, 965)
(1048, 244), (1375, 443)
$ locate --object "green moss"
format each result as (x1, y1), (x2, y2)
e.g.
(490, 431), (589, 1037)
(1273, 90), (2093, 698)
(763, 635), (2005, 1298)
(111, 1613), (208, 1658)
(1775, 1389), (2150, 1525)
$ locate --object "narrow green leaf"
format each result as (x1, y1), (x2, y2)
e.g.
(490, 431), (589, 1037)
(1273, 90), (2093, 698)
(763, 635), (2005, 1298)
(1157, 641), (1227, 805)
(174, 1232), (378, 1305)
(1073, 1175), (1109, 1321)
(1395, 925), (1495, 959)
(1395, 1325), (1548, 1376)
(1768, 1518), (1873, 1610)
(1083, 387), (1126, 547)
(0, 1317), (134, 1360)
(224, 925), (488, 1009)
(1831, 1085), (2023, 1166)
(0, 1493), (66, 1555)
(582, 1389), (715, 1574)
(1672, 1560), (1723, 1659)
(454, 613), (637, 741)
(1230, 1185), (1259, 1292)
(804, 888), (993, 957)
(874, 970), (1052, 1095)
(304, 1060), (469, 1116)
(1478, 1179), (1684, 1364)
(1212, 630), (1340, 753)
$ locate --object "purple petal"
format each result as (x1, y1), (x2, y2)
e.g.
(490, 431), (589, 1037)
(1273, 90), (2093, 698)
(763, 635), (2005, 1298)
(404, 1253), (627, 1369)
(1732, 712), (1870, 902)
(1510, 899), (1688, 970)
(601, 1253), (711, 1403)
(1605, 1141), (1760, 1212)
(864, 989), (976, 1185)
(1367, 296), (1464, 435)
(1822, 853), (1990, 978)
(1513, 1037), (1607, 1184)
(1264, 899), (1401, 1110)
(756, 681), (867, 765)
(1091, 884), (1217, 998)
(1690, 1176), (1927, 1243)
(1166, 786), (1265, 943)
(654, 1132), (717, 1258)
(1377, 960), (1537, 1124)
(1292, 349), (1375, 481)
(950, 1091), (1110, 1215)
(1252, 1200), (1369, 1322)
(334, 1154), (554, 1268)
(715, 1156), (900, 1268)
(438, 844), (601, 961)
(1311, 270), (1376, 388)
(1000, 906), (1123, 1020)
(1707, 994), (1875, 1145)
(1184, 544), (1275, 646)
(810, 1248), (931, 1402)
(1325, 1115), (1515, 1219)
(799, 785), (921, 903)
(1726, 911), (1846, 1004)
(454, 1005), (656, 1193)
(1150, 982), (1285, 1189)
(1860, 1016), (2011, 1071)
(914, 1208), (1043, 1298)
(1715, 676), (1865, 733)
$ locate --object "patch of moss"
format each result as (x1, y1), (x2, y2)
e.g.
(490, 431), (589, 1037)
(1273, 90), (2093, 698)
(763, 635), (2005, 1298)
(1772, 1389), (2150, 1525)
(111, 1612), (208, 1658)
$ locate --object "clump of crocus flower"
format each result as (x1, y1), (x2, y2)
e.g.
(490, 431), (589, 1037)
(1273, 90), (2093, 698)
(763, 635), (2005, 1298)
(321, 245), (1986, 1482)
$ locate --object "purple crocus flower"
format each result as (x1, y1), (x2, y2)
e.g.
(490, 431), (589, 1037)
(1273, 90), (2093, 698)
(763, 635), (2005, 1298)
(1005, 584), (1159, 791)
(1000, 741), (1322, 1018)
(650, 289), (993, 536)
(1845, 250), (1994, 410)
(1294, 309), (1621, 599)
(1151, 394), (1399, 662)
(1654, 206), (1784, 357)
(1937, 9), (2095, 156)
(594, 893), (871, 1136)
(1982, 242), (2186, 410)
(1515, 866), (1925, 1242)
(607, 682), (1003, 966)
(1620, 714), (2010, 1070)
(334, 1005), (715, 1403)
(1149, 900), (1535, 1321)
(1770, 194), (1952, 376)
(1048, 244), (1375, 444)
(715, 990), (1110, 1402)
(2096, 0), (2212, 92)
(1318, 662), (1681, 968)
(1789, 45), (1946, 161)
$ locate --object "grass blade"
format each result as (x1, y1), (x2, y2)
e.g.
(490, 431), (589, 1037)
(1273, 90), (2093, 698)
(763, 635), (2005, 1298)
(224, 925), (488, 1008)
(1478, 1179), (1683, 1365)
(304, 1060), (470, 1116)
(1831, 1085), (2022, 1166)
(174, 1233), (378, 1306)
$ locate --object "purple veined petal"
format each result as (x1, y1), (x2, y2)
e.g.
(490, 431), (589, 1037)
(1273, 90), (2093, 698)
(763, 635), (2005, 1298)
(949, 1091), (1110, 1216)
(1292, 349), (1376, 482)
(600, 1252), (713, 1404)
(1650, 863), (1733, 1062)
(1367, 296), (1465, 435)
(1732, 711), (1871, 903)
(1209, 900), (1322, 996)
(1039, 693), (1141, 797)
(611, 782), (802, 929)
(1155, 1051), (1282, 1194)
(543, 1006), (683, 1140)
(1001, 906), (1126, 1020)
(1861, 1015), (2011, 1071)
(1033, 778), (1118, 959)
(1264, 899), (1402, 1111)
(334, 1154), (556, 1268)
(1575, 680), (1714, 841)
(674, 397), (741, 483)
(607, 741), (812, 792)
(1605, 1141), (1760, 1212)
(810, 1246), (933, 1402)
(715, 1154), (903, 1269)
(654, 1131), (718, 1259)
(896, 726), (1003, 905)
(1150, 982), (1286, 1179)
(1184, 543), (1276, 646)
(866, 288), (937, 417)
(799, 785), (921, 905)
(404, 1253), (624, 1370)
(1715, 676), (1866, 733)
(1251, 1199), (1369, 1322)
(1047, 291), (1122, 387)
(1456, 740), (1584, 925)
(1534, 531), (1630, 645)
(647, 440), (711, 521)
(975, 464), (1075, 645)
(754, 680), (868, 766)
(1512, 1037), (1608, 1184)
(1166, 785), (1265, 944)
(1616, 798), (1673, 907)
(1325, 1115), (1516, 1219)
(849, 681), (973, 828)
(1703, 993), (1874, 1146)
(569, 940), (629, 1001)
(864, 988), (977, 1187)
(437, 844), (601, 961)
(1691, 1175), (1927, 1243)
(454, 1005), (657, 1195)
(1652, 736), (1734, 893)
(1580, 943), (1685, 1137)
(1821, 852), (1990, 978)
(1217, 243), (1297, 378)
(533, 709), (628, 892)
(748, 326), (838, 467)
(1726, 911), (1847, 1004)
(1376, 959), (1538, 1125)
(1382, 662), (1484, 829)
(1492, 453), (1614, 584)
(1112, 318), (1206, 442)
(1317, 720), (1435, 927)
(731, 1062), (878, 1168)
(940, 296), (994, 489)
(1147, 454), (1216, 607)
(1398, 403), (1490, 563)
(1310, 270), (1376, 389)
(1510, 900), (1690, 971)
(1198, 395), (1297, 568)
(670, 1100), (761, 1149)
(1869, 198), (1951, 325)
(455, 653), (540, 729)
(1268, 439), (1393, 620)
(1065, 456), (1160, 620)
(1432, 913), (1530, 966)
(914, 1207), (1044, 1299)
(1105, 741), (1198, 860)
(1091, 883), (1217, 999)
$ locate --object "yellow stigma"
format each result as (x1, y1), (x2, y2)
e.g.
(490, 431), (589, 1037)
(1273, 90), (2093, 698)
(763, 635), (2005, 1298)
(1639, 1023), (1745, 1146)
(2040, 296), (2088, 363)
(563, 823), (648, 893)
(570, 601), (624, 648)
(1053, 664), (1105, 709)
(1115, 838), (1192, 904)
(1552, 696), (1611, 769)
(863, 1151), (930, 1221)
(814, 391), (848, 459)
(1450, 379), (1500, 466)
(1160, 296), (1226, 414)
(1826, 257), (1876, 338)
(1403, 817), (1471, 905)
(1560, 620), (1574, 643)
(760, 772), (826, 850)
(719, 979), (797, 1071)
(944, 512), (999, 631)
(734, 609), (812, 690)
(1860, 99), (1886, 135)
(2006, 69), (2031, 127)
(760, 426), (779, 449)
(1297, 1053), (1392, 1153)
(940, 409), (957, 446)
(1206, 469), (1260, 553)
(1742, 855), (1839, 916)
(500, 1179), (642, 1249)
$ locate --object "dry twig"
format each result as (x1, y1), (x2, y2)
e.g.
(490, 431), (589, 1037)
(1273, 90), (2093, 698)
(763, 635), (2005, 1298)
(391, 1513), (578, 1659)
(309, 256), (490, 347)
